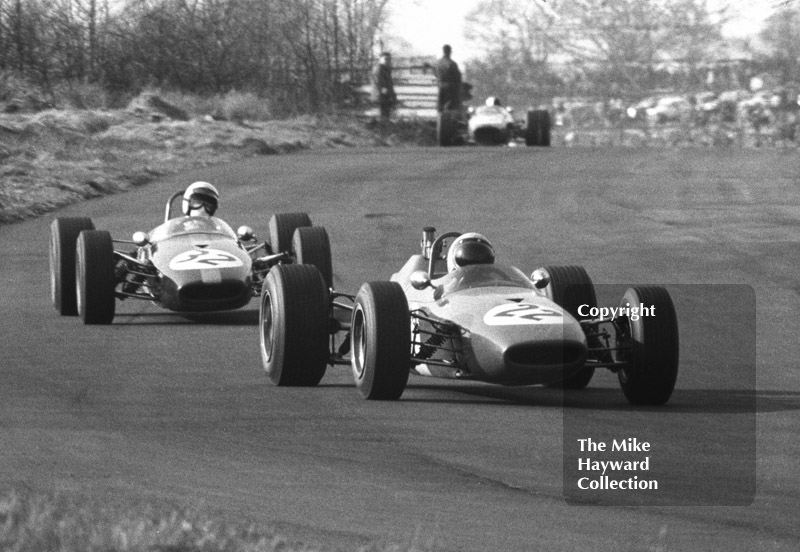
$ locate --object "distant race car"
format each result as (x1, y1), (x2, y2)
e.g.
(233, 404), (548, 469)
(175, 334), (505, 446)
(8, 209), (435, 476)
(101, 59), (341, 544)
(49, 192), (331, 324)
(258, 227), (679, 406)
(438, 97), (552, 147)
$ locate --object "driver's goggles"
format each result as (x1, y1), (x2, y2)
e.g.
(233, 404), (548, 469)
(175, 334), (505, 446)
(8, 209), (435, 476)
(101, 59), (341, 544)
(189, 198), (215, 210)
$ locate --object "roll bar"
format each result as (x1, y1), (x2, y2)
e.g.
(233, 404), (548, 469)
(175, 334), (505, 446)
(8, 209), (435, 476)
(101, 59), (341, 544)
(426, 231), (462, 279)
(164, 191), (184, 222)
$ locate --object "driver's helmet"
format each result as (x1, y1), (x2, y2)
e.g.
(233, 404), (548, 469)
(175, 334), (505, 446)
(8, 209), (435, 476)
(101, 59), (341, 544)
(446, 233), (495, 272)
(485, 96), (502, 107)
(182, 181), (219, 216)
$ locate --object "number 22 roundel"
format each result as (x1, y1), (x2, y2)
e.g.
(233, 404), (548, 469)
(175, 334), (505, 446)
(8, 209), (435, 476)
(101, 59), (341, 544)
(483, 303), (563, 325)
(169, 248), (244, 270)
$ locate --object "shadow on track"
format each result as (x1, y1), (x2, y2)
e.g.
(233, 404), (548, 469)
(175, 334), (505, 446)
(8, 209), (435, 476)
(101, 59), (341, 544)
(113, 309), (259, 326)
(402, 383), (800, 414)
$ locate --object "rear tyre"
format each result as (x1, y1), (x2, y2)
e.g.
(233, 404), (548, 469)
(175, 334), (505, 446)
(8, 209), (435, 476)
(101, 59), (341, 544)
(269, 212), (312, 255)
(260, 264), (329, 386)
(615, 286), (679, 405)
(50, 217), (95, 315)
(437, 110), (458, 146)
(292, 226), (333, 289)
(538, 265), (596, 388)
(76, 230), (116, 325)
(351, 282), (410, 400)
(525, 109), (551, 147)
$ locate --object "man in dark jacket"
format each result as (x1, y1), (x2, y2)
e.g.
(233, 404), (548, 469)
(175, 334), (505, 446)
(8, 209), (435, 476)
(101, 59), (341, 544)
(435, 44), (462, 112)
(375, 52), (397, 121)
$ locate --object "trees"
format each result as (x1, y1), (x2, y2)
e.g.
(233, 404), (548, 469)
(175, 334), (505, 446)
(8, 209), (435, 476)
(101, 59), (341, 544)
(115, 0), (390, 111)
(758, 3), (800, 84)
(0, 0), (109, 82)
(465, 0), (730, 101)
(0, 0), (390, 113)
(465, 0), (564, 103)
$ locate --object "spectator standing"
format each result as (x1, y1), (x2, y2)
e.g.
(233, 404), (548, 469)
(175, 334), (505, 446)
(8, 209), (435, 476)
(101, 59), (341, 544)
(375, 52), (397, 121)
(434, 44), (462, 112)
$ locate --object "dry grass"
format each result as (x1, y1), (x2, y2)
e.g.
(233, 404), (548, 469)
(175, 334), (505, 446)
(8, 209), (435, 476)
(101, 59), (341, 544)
(0, 488), (295, 552)
(0, 92), (433, 224)
(0, 488), (430, 552)
(153, 90), (277, 122)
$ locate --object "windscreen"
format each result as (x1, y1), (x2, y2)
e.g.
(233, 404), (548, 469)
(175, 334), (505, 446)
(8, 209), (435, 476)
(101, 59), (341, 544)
(437, 263), (535, 295)
(149, 216), (237, 242)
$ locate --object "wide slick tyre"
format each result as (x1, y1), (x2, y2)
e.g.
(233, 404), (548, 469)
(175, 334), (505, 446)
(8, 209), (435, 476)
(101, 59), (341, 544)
(525, 109), (551, 147)
(260, 264), (329, 386)
(50, 217), (95, 315)
(351, 282), (410, 400)
(615, 286), (679, 405)
(269, 212), (312, 255)
(437, 110), (458, 146)
(292, 226), (333, 289)
(538, 265), (597, 388)
(76, 230), (116, 325)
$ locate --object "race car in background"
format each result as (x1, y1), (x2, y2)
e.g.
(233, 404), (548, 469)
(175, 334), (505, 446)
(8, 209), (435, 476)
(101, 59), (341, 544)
(258, 227), (679, 406)
(49, 192), (331, 324)
(438, 97), (552, 147)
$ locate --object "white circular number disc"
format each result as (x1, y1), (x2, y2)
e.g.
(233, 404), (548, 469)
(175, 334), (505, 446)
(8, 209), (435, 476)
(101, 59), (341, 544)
(169, 249), (243, 270)
(483, 303), (563, 325)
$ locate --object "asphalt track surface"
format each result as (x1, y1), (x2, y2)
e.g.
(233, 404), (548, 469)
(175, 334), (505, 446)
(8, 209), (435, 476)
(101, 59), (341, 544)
(2, 146), (799, 551)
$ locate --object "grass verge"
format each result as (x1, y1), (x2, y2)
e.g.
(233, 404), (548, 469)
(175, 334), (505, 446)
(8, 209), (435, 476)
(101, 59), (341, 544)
(0, 488), (427, 552)
(0, 102), (436, 225)
(0, 488), (307, 552)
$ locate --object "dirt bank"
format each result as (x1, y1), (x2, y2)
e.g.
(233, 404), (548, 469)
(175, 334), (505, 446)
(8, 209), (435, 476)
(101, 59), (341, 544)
(0, 103), (434, 224)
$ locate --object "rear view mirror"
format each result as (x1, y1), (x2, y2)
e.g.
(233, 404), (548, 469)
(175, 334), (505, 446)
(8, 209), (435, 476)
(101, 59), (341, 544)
(530, 268), (550, 289)
(410, 270), (433, 290)
(237, 225), (255, 241)
(132, 231), (150, 247)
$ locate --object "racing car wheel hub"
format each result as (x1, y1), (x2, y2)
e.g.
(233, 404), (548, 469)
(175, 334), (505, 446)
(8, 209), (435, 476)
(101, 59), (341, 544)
(260, 292), (274, 361)
(351, 306), (367, 378)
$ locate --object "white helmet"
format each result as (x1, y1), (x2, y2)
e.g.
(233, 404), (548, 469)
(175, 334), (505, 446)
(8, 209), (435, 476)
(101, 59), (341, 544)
(446, 233), (495, 272)
(485, 96), (501, 107)
(182, 181), (219, 216)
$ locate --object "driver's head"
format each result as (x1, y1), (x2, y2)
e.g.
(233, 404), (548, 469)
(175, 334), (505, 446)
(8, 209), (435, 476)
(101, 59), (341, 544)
(182, 181), (219, 216)
(447, 233), (495, 272)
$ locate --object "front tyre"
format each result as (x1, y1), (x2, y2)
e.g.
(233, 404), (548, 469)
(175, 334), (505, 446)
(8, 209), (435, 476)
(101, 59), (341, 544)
(50, 217), (95, 315)
(538, 265), (597, 388)
(351, 282), (410, 400)
(615, 286), (679, 405)
(539, 265), (597, 319)
(292, 226), (333, 289)
(76, 230), (116, 325)
(260, 264), (329, 386)
(269, 212), (312, 255)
